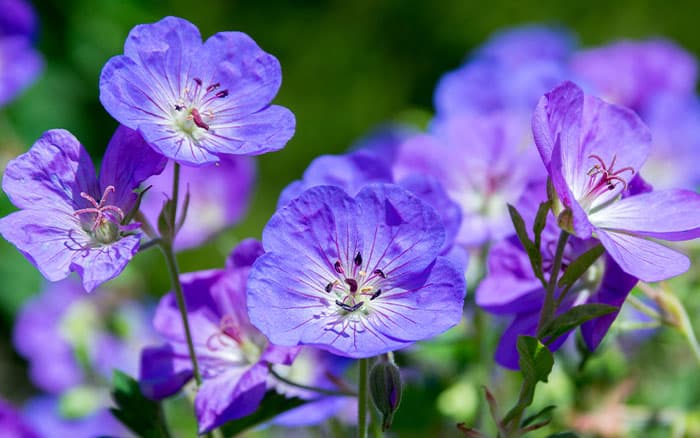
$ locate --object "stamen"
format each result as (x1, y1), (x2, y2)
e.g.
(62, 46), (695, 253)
(175, 104), (185, 111)
(373, 268), (387, 279)
(334, 261), (344, 274)
(335, 300), (364, 312)
(345, 278), (358, 293)
(370, 290), (382, 300)
(216, 90), (229, 98)
(206, 82), (220, 92)
(325, 281), (336, 293)
(193, 78), (203, 86)
(354, 252), (363, 266)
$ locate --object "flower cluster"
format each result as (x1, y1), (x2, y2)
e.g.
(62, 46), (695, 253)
(2, 10), (700, 437)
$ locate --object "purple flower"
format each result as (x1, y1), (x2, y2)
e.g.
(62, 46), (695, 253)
(23, 396), (126, 438)
(571, 39), (697, 112)
(13, 278), (158, 393)
(0, 127), (166, 292)
(394, 112), (544, 247)
(141, 156), (256, 250)
(0, 0), (37, 38)
(278, 128), (463, 261)
(533, 81), (700, 282)
(0, 0), (42, 106)
(0, 398), (38, 438)
(99, 16), (295, 166)
(434, 26), (573, 116)
(247, 184), (466, 358)
(140, 239), (297, 434)
(476, 184), (638, 369)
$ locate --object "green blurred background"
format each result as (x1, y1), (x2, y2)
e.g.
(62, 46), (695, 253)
(2, 0), (700, 432)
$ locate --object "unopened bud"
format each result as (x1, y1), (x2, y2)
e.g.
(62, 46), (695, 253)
(369, 361), (402, 431)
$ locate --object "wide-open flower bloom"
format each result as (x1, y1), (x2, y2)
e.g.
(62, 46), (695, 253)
(0, 0), (42, 106)
(140, 239), (297, 433)
(248, 184), (466, 358)
(533, 81), (700, 282)
(434, 26), (573, 116)
(394, 112), (543, 247)
(100, 16), (295, 166)
(0, 127), (166, 292)
(477, 184), (638, 369)
(141, 156), (256, 250)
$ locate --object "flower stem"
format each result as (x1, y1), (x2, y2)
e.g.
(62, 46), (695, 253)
(157, 162), (203, 386)
(268, 364), (357, 397)
(536, 230), (569, 338)
(358, 358), (370, 438)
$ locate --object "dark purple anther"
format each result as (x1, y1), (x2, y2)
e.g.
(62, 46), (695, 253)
(216, 90), (229, 98)
(334, 260), (344, 274)
(194, 77), (203, 86)
(354, 252), (363, 266)
(370, 289), (382, 300)
(373, 269), (386, 279)
(345, 278), (358, 293)
(335, 300), (364, 312)
(325, 282), (334, 293)
(206, 82), (220, 92)
(175, 104), (185, 111)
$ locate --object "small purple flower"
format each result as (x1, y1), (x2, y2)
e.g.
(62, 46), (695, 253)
(434, 26), (573, 116)
(394, 112), (544, 247)
(100, 16), (295, 166)
(571, 39), (697, 112)
(0, 398), (38, 438)
(140, 239), (298, 434)
(0, 0), (42, 107)
(247, 184), (466, 358)
(533, 81), (700, 282)
(476, 184), (638, 369)
(141, 156), (256, 250)
(0, 127), (166, 292)
(13, 278), (159, 393)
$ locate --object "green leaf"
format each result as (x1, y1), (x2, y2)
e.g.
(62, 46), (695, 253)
(502, 336), (553, 425)
(508, 204), (545, 286)
(541, 303), (619, 345)
(521, 404), (556, 427)
(532, 200), (552, 282)
(219, 391), (307, 436)
(110, 370), (170, 438)
(557, 244), (604, 288)
(157, 199), (175, 240)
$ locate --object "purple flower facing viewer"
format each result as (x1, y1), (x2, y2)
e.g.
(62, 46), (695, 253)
(0, 127), (166, 292)
(140, 239), (297, 434)
(100, 16), (295, 166)
(141, 156), (256, 250)
(477, 185), (638, 369)
(247, 184), (466, 358)
(533, 81), (700, 282)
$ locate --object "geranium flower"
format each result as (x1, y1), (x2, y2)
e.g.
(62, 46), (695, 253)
(140, 156), (256, 250)
(0, 127), (166, 292)
(247, 184), (466, 358)
(140, 239), (298, 434)
(99, 16), (295, 166)
(0, 398), (38, 438)
(532, 81), (700, 282)
(476, 183), (638, 369)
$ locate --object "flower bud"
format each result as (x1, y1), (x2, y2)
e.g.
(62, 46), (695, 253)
(369, 361), (402, 431)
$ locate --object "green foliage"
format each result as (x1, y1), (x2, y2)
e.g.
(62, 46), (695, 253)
(110, 370), (170, 438)
(557, 245), (604, 289)
(541, 304), (618, 346)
